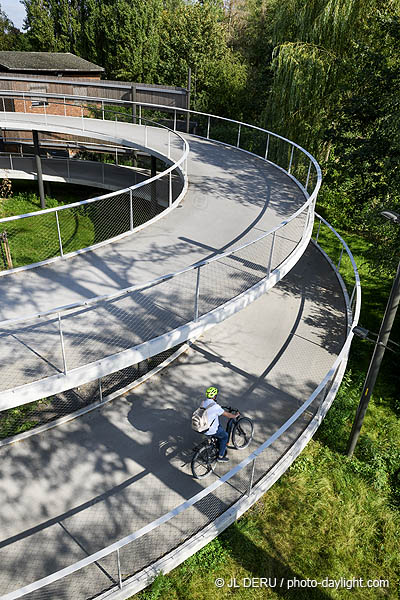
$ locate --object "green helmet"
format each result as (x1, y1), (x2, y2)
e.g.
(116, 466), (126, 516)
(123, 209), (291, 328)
(206, 386), (218, 398)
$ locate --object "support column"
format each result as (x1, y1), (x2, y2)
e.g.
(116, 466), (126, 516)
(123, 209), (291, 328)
(131, 85), (136, 124)
(186, 67), (191, 134)
(33, 130), (45, 209)
(151, 155), (157, 216)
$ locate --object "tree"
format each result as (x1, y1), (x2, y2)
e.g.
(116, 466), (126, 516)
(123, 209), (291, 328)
(157, 0), (246, 116)
(0, 2), (29, 50)
(22, 0), (163, 82)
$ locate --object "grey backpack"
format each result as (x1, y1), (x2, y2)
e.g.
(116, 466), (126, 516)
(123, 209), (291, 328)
(191, 404), (213, 432)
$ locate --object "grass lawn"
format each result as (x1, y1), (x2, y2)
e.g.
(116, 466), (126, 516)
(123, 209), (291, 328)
(0, 183), (97, 268)
(0, 181), (157, 269)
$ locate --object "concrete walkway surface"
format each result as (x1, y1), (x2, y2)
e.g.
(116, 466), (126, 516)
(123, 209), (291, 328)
(0, 244), (346, 598)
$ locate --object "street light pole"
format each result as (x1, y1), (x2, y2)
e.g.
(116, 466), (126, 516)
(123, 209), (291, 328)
(347, 211), (400, 457)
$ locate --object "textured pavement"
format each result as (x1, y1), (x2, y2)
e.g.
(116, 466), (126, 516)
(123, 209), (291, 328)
(0, 244), (347, 597)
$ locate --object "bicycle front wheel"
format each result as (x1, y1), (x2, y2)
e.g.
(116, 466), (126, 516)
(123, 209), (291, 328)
(232, 417), (254, 449)
(191, 446), (217, 479)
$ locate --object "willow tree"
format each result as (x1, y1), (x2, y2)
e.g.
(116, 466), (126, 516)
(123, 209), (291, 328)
(264, 0), (395, 157)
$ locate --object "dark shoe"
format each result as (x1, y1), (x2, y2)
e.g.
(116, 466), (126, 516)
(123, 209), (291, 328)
(217, 456), (229, 462)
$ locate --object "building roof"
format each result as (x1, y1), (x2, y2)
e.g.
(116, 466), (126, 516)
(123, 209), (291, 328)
(0, 52), (104, 73)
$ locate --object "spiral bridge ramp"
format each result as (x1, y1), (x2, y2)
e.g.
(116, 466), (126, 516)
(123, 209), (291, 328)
(0, 95), (360, 599)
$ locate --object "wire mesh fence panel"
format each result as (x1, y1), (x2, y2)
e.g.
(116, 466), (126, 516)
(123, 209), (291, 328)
(312, 219), (343, 267)
(2, 558), (121, 600)
(208, 117), (239, 147)
(190, 112), (209, 138)
(0, 314), (64, 392)
(1, 212), (61, 269)
(269, 211), (308, 272)
(9, 156), (36, 173)
(59, 269), (197, 370)
(196, 235), (272, 317)
(266, 135), (291, 171)
(239, 125), (268, 158)
(0, 344), (185, 440)
(289, 146), (310, 189)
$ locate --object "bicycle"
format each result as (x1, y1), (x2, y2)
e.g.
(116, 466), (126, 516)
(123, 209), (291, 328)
(191, 407), (254, 479)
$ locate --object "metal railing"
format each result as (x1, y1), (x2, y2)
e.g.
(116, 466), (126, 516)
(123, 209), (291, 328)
(0, 214), (361, 600)
(0, 99), (188, 272)
(0, 92), (321, 407)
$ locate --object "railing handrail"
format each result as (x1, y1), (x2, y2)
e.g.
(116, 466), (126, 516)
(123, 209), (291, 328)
(0, 194), (314, 328)
(0, 211), (361, 600)
(0, 94), (320, 326)
(0, 89), (322, 194)
(0, 114), (188, 224)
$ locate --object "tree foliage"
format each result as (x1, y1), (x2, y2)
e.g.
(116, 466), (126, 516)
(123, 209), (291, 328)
(157, 0), (246, 115)
(0, 2), (29, 49)
(17, 0), (400, 269)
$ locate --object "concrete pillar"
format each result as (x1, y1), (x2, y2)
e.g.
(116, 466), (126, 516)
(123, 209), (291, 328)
(32, 130), (45, 209)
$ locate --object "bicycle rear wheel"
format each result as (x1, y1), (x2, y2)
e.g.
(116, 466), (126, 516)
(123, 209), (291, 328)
(191, 446), (217, 479)
(232, 417), (254, 449)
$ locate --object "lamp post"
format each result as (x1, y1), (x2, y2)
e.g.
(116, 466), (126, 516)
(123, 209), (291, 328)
(347, 210), (400, 457)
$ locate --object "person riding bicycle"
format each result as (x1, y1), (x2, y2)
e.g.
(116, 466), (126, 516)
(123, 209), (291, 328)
(201, 386), (239, 462)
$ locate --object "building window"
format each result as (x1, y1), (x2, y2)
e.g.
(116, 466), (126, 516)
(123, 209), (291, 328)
(30, 85), (49, 107)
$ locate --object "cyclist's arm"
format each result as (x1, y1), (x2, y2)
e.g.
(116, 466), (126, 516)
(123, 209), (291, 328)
(222, 410), (239, 419)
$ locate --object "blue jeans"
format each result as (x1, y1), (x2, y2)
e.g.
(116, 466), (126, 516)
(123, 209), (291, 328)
(213, 424), (228, 457)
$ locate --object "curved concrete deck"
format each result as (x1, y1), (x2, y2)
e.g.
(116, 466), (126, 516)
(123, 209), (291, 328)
(0, 116), (304, 320)
(0, 243), (347, 596)
(0, 113), (349, 598)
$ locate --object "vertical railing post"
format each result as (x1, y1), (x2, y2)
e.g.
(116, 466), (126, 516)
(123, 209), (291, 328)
(302, 205), (311, 242)
(267, 232), (276, 278)
(115, 147), (118, 165)
(207, 115), (211, 139)
(173, 109), (176, 131)
(168, 131), (171, 159)
(265, 134), (270, 160)
(55, 211), (64, 257)
(315, 217), (322, 243)
(194, 266), (201, 320)
(305, 160), (312, 193)
(129, 188), (134, 230)
(139, 105), (142, 126)
(101, 100), (104, 120)
(81, 105), (84, 131)
(288, 145), (294, 174)
(117, 549), (123, 590)
(337, 247), (344, 271)
(247, 458), (256, 496)
(169, 171), (172, 207)
(9, 153), (13, 170)
(99, 378), (103, 403)
(236, 123), (241, 148)
(349, 284), (356, 309)
(58, 313), (68, 375)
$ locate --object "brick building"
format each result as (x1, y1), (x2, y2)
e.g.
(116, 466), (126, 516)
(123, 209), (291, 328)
(0, 51), (104, 116)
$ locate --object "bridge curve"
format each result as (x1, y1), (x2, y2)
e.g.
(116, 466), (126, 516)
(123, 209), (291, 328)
(0, 95), (360, 600)
(0, 99), (316, 407)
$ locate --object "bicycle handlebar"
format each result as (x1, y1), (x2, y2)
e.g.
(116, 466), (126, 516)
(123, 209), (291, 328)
(222, 406), (240, 415)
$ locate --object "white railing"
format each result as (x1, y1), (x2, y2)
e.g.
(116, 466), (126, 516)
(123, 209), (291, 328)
(0, 214), (361, 600)
(0, 102), (188, 273)
(0, 92), (321, 406)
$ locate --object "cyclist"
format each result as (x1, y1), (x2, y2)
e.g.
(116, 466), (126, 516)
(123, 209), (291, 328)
(201, 386), (239, 462)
